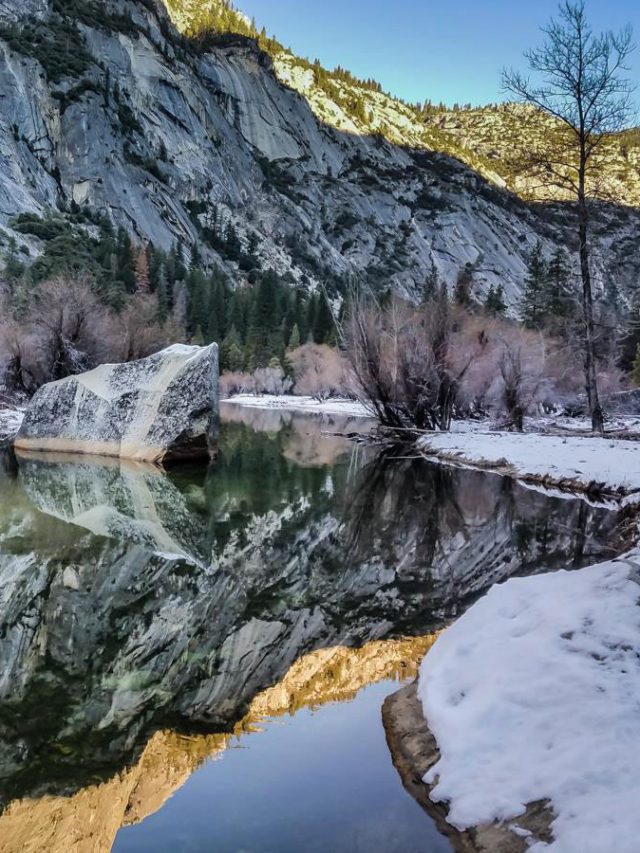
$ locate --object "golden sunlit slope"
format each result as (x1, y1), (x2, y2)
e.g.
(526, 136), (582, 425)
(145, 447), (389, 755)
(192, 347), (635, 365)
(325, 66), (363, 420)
(0, 634), (437, 853)
(164, 0), (640, 207)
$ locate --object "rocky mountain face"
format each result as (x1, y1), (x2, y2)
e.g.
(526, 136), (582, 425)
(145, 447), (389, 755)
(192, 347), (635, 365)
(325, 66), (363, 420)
(0, 418), (618, 809)
(0, 0), (638, 303)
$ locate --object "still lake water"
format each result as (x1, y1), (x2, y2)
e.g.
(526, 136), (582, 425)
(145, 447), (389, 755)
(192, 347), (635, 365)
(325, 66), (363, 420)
(0, 404), (620, 852)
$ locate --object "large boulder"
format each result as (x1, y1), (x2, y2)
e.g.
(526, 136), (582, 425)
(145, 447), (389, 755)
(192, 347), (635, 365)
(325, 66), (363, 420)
(14, 344), (218, 464)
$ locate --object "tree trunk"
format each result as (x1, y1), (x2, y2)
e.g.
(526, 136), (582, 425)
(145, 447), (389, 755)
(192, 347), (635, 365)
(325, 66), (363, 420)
(577, 176), (604, 434)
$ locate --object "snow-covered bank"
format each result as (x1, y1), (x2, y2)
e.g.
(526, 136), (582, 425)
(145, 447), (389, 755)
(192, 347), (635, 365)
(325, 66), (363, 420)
(418, 429), (640, 498)
(418, 555), (640, 852)
(222, 394), (371, 419)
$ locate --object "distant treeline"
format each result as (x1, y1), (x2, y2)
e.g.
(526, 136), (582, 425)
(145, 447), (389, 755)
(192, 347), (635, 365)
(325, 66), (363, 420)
(1, 210), (335, 373)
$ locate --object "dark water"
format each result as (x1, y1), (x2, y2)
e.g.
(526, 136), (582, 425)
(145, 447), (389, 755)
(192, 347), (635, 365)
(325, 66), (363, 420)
(0, 404), (620, 852)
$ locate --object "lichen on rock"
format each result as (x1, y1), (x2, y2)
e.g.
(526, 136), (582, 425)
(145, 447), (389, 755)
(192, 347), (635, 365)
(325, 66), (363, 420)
(14, 344), (219, 464)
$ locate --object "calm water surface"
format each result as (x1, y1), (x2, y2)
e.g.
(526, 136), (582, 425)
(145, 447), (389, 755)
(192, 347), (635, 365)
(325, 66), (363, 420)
(0, 404), (620, 852)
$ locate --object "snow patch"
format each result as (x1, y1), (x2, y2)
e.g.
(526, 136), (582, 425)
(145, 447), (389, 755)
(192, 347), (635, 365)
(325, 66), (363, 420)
(418, 556), (640, 852)
(222, 394), (371, 419)
(419, 428), (640, 495)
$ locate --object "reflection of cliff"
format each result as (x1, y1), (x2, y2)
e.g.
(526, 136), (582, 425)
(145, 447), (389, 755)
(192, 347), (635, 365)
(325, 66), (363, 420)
(0, 426), (618, 812)
(0, 636), (435, 853)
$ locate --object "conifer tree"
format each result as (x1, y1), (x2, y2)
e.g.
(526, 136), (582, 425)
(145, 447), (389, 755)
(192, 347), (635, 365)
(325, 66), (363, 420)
(288, 323), (301, 350)
(485, 283), (507, 316)
(247, 270), (278, 367)
(422, 262), (440, 304)
(454, 264), (473, 306)
(521, 242), (547, 328)
(156, 265), (169, 321)
(188, 269), (209, 337)
(313, 293), (334, 344)
(545, 249), (569, 315)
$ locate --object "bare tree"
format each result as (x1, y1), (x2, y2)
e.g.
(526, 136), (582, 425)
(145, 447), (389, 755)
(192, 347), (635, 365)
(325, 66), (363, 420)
(0, 320), (38, 399)
(118, 293), (175, 362)
(30, 277), (110, 382)
(503, 1), (635, 433)
(340, 289), (481, 432)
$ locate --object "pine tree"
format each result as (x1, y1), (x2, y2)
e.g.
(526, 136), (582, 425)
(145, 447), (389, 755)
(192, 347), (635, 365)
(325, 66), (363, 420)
(288, 323), (301, 350)
(521, 241), (547, 328)
(546, 248), (574, 319)
(422, 262), (440, 304)
(188, 270), (209, 337)
(313, 293), (334, 344)
(116, 227), (135, 292)
(454, 264), (473, 306)
(207, 272), (227, 343)
(485, 283), (507, 316)
(156, 265), (169, 322)
(247, 270), (279, 367)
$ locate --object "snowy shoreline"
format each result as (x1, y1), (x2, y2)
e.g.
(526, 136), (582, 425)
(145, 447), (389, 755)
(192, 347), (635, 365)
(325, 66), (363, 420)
(404, 425), (640, 851)
(417, 554), (640, 853)
(221, 394), (372, 419)
(418, 428), (640, 502)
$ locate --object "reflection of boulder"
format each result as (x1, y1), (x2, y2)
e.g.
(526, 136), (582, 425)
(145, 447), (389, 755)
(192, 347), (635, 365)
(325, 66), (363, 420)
(15, 345), (218, 464)
(18, 454), (209, 566)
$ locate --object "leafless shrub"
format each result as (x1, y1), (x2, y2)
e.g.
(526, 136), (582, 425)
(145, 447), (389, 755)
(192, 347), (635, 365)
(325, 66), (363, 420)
(220, 366), (292, 398)
(29, 276), (110, 382)
(0, 318), (38, 399)
(340, 290), (484, 431)
(254, 365), (293, 395)
(287, 343), (348, 400)
(117, 293), (178, 362)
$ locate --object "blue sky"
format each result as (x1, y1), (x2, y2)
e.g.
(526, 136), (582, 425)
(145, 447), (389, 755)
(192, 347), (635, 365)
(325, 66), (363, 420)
(238, 1), (640, 108)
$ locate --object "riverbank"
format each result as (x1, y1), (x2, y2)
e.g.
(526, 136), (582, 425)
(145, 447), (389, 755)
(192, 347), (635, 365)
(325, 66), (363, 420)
(391, 425), (640, 852)
(222, 394), (371, 418)
(418, 428), (640, 503)
(404, 554), (640, 853)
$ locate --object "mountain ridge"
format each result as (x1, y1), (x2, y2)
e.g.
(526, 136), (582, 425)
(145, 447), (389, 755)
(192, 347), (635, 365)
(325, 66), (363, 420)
(0, 0), (638, 307)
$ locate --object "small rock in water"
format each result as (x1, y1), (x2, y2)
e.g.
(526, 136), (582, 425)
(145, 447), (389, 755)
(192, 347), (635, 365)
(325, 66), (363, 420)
(62, 568), (80, 591)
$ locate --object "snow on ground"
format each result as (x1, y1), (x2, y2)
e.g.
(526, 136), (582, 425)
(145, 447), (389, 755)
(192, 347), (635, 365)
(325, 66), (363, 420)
(221, 394), (371, 419)
(418, 428), (640, 496)
(418, 555), (640, 852)
(0, 408), (23, 441)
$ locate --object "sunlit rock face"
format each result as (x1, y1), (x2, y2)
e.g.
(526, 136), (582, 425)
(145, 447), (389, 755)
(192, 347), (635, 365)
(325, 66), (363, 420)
(14, 344), (219, 464)
(0, 0), (638, 301)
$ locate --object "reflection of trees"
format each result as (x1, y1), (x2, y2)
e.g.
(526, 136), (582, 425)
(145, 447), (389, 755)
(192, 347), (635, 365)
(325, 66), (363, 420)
(340, 449), (619, 619)
(344, 447), (466, 571)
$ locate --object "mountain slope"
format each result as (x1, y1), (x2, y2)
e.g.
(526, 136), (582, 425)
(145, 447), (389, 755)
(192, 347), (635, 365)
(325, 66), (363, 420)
(0, 0), (638, 305)
(165, 0), (640, 207)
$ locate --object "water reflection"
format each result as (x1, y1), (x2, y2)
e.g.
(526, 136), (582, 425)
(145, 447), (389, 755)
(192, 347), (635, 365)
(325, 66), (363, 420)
(0, 408), (620, 849)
